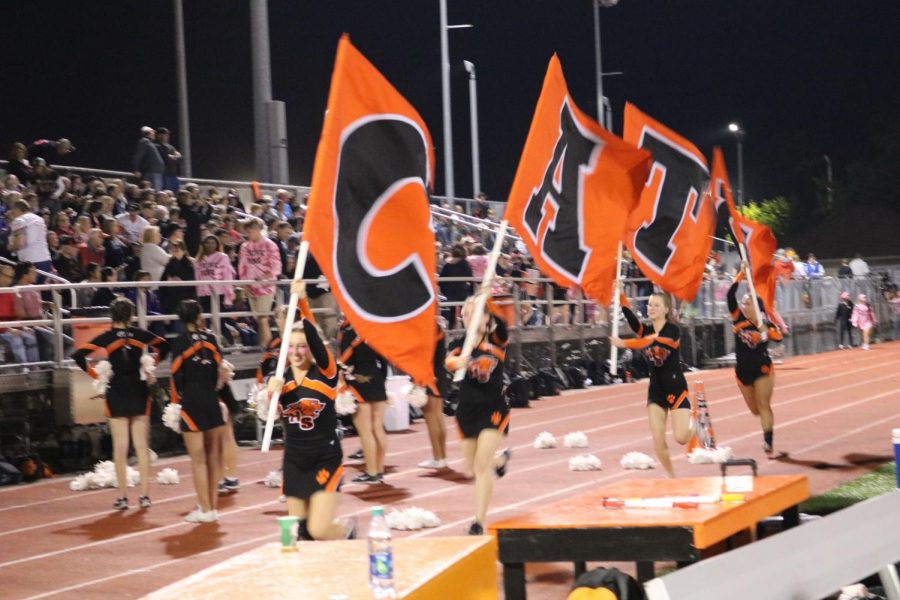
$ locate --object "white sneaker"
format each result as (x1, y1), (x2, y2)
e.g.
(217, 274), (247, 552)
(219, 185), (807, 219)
(278, 494), (286, 503)
(838, 344), (844, 349)
(862, 343), (870, 350)
(185, 507), (218, 523)
(418, 458), (448, 469)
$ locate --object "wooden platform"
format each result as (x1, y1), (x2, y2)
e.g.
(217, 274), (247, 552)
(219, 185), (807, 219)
(489, 475), (809, 598)
(142, 536), (498, 600)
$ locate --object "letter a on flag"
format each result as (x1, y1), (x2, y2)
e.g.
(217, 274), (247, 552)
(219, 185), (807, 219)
(711, 147), (777, 310)
(304, 36), (437, 386)
(623, 103), (716, 301)
(504, 55), (651, 306)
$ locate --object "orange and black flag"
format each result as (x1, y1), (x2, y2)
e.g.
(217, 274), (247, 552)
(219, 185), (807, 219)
(623, 103), (716, 301)
(303, 36), (437, 387)
(711, 147), (777, 310)
(504, 55), (651, 306)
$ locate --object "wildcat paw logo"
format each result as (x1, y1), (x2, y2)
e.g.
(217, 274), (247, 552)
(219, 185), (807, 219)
(316, 468), (330, 485)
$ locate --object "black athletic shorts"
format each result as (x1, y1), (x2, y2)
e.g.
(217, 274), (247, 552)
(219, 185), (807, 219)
(647, 387), (691, 411)
(282, 444), (344, 500)
(455, 399), (510, 439)
(735, 359), (773, 386)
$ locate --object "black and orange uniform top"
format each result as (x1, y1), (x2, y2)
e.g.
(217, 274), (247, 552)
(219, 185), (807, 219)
(727, 271), (784, 386)
(275, 298), (343, 499)
(169, 329), (225, 432)
(338, 320), (387, 402)
(620, 295), (690, 410)
(72, 327), (169, 418)
(428, 321), (450, 399)
(447, 302), (510, 439)
(256, 335), (281, 384)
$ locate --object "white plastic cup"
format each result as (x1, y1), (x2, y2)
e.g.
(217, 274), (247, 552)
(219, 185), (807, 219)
(893, 428), (900, 489)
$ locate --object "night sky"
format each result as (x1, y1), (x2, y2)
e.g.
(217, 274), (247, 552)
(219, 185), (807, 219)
(3, 1), (899, 207)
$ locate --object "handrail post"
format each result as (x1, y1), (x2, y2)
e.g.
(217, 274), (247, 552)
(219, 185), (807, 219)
(50, 289), (64, 366)
(136, 285), (148, 330)
(512, 284), (523, 372)
(210, 293), (223, 341)
(545, 281), (557, 367)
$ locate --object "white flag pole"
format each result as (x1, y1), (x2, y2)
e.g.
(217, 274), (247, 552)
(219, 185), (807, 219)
(452, 220), (508, 382)
(261, 240), (310, 452)
(736, 241), (764, 330)
(609, 241), (624, 376)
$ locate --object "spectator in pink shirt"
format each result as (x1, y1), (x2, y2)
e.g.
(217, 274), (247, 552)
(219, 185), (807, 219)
(238, 217), (281, 346)
(850, 294), (877, 350)
(467, 243), (489, 279)
(195, 235), (236, 312)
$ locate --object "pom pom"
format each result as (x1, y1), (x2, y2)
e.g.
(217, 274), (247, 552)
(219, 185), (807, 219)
(92, 360), (113, 394)
(335, 389), (357, 416)
(533, 431), (557, 449)
(264, 470), (282, 488)
(563, 431), (589, 448)
(69, 460), (139, 490)
(156, 468), (180, 484)
(162, 403), (182, 433)
(217, 360), (235, 390)
(385, 507), (442, 531)
(687, 446), (734, 464)
(568, 454), (602, 471)
(139, 354), (157, 385)
(219, 401), (229, 422)
(402, 384), (429, 409)
(69, 474), (91, 491)
(620, 451), (655, 470)
(253, 386), (271, 420)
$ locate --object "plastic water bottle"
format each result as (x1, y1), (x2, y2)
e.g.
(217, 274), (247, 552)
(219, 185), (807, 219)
(893, 428), (900, 489)
(368, 506), (396, 598)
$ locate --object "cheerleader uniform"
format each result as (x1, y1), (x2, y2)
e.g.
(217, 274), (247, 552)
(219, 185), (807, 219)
(428, 321), (450, 399)
(278, 299), (342, 499)
(72, 327), (169, 418)
(448, 303), (510, 438)
(621, 297), (690, 411)
(169, 329), (226, 432)
(727, 272), (784, 386)
(338, 321), (387, 403)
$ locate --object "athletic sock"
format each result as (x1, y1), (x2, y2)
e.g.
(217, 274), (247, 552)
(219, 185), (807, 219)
(763, 430), (773, 448)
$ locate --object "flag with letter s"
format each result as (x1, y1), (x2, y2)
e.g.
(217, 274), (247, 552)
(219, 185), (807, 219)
(504, 55), (651, 306)
(303, 35), (437, 387)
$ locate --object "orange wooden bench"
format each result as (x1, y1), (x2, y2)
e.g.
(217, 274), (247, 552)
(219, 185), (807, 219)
(488, 475), (809, 599)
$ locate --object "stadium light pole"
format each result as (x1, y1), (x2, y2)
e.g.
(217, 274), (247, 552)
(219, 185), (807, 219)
(591, 0), (620, 129)
(439, 1), (472, 200)
(823, 154), (834, 208)
(728, 122), (745, 206)
(463, 60), (481, 198)
(173, 0), (192, 177)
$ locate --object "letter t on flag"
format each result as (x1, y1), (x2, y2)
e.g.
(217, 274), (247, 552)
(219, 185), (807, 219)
(303, 35), (437, 387)
(504, 55), (651, 306)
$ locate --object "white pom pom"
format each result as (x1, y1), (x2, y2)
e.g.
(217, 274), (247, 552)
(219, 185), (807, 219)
(253, 386), (271, 420)
(162, 403), (182, 433)
(569, 454), (602, 471)
(139, 354), (157, 385)
(217, 360), (235, 390)
(533, 431), (557, 449)
(563, 431), (589, 448)
(92, 360), (113, 394)
(687, 446), (734, 464)
(69, 474), (91, 491)
(156, 468), (180, 484)
(264, 470), (283, 488)
(620, 451), (656, 470)
(404, 385), (428, 409)
(385, 507), (442, 531)
(335, 389), (357, 416)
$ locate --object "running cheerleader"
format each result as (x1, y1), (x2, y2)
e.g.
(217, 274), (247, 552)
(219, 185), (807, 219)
(262, 281), (354, 540)
(609, 290), (691, 477)
(170, 299), (228, 522)
(338, 320), (389, 485)
(728, 268), (784, 455)
(71, 298), (169, 510)
(445, 296), (512, 535)
(418, 318), (450, 470)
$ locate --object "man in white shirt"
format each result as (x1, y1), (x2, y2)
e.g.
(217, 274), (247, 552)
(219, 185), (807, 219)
(115, 203), (150, 244)
(6, 199), (52, 281)
(848, 254), (870, 279)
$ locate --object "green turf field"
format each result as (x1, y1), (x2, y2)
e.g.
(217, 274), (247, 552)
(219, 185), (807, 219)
(800, 462), (897, 515)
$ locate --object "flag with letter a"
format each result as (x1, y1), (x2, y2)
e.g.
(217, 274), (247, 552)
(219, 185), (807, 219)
(504, 55), (651, 306)
(303, 35), (437, 386)
(711, 147), (777, 309)
(623, 103), (716, 301)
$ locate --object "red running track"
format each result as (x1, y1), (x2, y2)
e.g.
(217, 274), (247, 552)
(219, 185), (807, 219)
(1, 343), (898, 599)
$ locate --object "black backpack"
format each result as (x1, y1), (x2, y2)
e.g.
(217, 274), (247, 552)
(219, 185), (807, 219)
(569, 566), (646, 600)
(504, 373), (532, 408)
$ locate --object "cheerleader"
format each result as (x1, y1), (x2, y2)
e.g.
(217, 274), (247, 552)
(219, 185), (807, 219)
(71, 298), (169, 510)
(609, 290), (691, 477)
(170, 299), (227, 522)
(264, 281), (353, 540)
(851, 293), (877, 350)
(445, 296), (512, 535)
(418, 319), (449, 470)
(339, 320), (389, 484)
